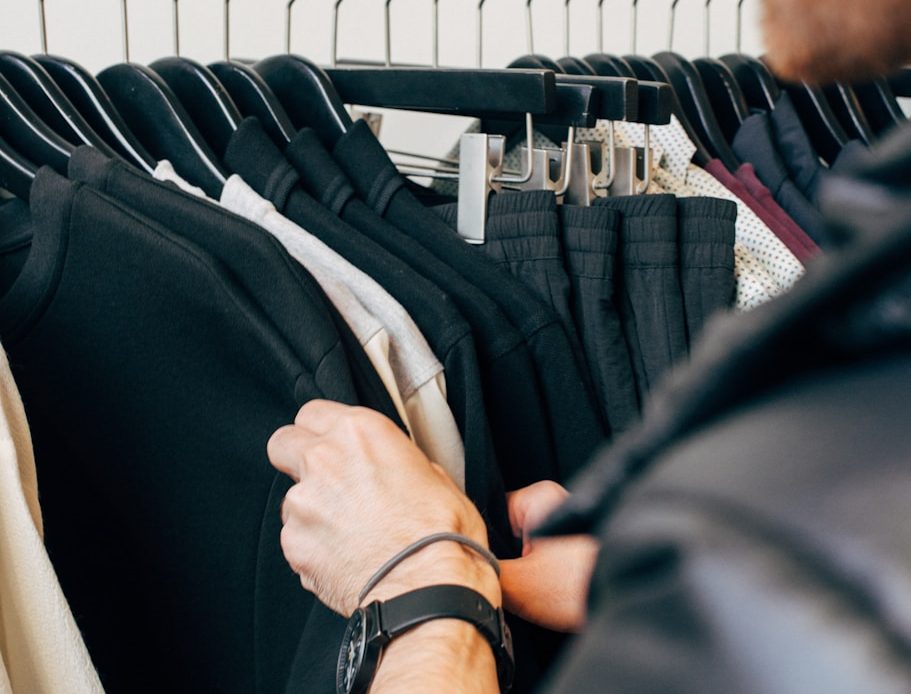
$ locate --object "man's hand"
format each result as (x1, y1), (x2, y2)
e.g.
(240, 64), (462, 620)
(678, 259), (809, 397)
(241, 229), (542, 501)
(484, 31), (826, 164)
(500, 481), (599, 633)
(268, 400), (499, 616)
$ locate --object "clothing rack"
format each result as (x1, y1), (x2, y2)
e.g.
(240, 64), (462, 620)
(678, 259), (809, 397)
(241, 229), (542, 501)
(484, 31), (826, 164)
(0, 1), (907, 693)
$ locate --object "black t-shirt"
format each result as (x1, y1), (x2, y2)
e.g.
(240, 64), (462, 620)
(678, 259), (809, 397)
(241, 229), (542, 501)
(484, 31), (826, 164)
(222, 122), (579, 692)
(220, 122), (513, 542)
(65, 146), (404, 431)
(329, 120), (606, 482)
(0, 168), (337, 693)
(279, 125), (565, 490)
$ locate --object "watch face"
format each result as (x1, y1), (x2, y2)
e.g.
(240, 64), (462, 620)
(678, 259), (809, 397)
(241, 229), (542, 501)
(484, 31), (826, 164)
(337, 609), (367, 694)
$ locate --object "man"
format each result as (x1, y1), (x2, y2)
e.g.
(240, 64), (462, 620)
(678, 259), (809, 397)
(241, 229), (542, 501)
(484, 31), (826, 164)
(269, 2), (911, 691)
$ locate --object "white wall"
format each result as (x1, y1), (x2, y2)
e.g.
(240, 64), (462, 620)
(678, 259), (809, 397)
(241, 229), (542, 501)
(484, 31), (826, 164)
(0, 0), (767, 160)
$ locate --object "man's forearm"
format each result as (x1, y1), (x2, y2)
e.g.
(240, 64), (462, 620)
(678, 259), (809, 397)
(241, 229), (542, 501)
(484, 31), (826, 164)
(364, 544), (503, 693)
(371, 619), (500, 692)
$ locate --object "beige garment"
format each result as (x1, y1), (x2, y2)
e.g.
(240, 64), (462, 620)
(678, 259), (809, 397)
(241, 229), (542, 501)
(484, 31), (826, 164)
(0, 346), (104, 694)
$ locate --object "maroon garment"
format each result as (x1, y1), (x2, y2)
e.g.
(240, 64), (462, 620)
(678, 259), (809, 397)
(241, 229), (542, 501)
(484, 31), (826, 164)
(735, 163), (820, 261)
(704, 159), (814, 265)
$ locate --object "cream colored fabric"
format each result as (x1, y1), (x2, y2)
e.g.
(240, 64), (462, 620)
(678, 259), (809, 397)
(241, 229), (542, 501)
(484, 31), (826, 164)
(0, 346), (104, 694)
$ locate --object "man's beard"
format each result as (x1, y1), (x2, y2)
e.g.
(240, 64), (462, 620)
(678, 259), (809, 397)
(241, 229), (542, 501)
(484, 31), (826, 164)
(762, 0), (911, 84)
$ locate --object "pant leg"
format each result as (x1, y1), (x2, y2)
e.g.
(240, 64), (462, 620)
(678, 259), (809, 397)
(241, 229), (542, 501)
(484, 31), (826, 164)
(561, 205), (641, 434)
(596, 195), (688, 401)
(676, 197), (737, 344)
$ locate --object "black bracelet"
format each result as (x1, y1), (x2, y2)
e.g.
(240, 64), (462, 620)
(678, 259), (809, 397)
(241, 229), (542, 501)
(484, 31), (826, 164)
(357, 532), (500, 605)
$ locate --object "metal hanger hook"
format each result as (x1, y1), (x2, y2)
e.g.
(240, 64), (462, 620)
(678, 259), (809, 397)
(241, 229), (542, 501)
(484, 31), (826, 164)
(736, 0), (747, 53)
(597, 0), (605, 53)
(173, 0), (180, 57)
(385, 0), (393, 67)
(525, 0), (534, 55)
(564, 0), (572, 58)
(552, 127), (575, 196)
(476, 0), (486, 68)
(224, 0), (231, 61)
(432, 0), (440, 68)
(37, 0), (48, 53)
(592, 120), (617, 190)
(122, 0), (131, 62)
(704, 0), (712, 56)
(331, 0), (344, 66)
(635, 124), (651, 193)
(286, 0), (296, 54)
(667, 0), (681, 52)
(630, 0), (639, 54)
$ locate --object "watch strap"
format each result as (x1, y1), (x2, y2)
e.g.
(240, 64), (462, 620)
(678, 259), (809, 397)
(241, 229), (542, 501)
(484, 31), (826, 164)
(379, 584), (501, 641)
(376, 584), (514, 691)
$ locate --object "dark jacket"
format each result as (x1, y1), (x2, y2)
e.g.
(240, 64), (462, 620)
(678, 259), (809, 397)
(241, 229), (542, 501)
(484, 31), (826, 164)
(541, 122), (911, 694)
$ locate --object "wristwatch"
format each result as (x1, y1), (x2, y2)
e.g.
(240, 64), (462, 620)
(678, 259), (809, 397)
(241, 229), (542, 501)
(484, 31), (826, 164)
(336, 584), (515, 694)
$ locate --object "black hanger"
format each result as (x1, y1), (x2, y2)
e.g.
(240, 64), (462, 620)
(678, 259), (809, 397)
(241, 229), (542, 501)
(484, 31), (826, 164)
(0, 70), (73, 174)
(653, 51), (741, 171)
(551, 57), (673, 126)
(774, 78), (849, 165)
(738, 55), (848, 163)
(150, 57), (242, 158)
(321, 65), (557, 120)
(524, 55), (562, 72)
(0, 52), (122, 161)
(254, 55), (352, 148)
(0, 136), (38, 201)
(511, 54), (550, 70)
(573, 55), (668, 124)
(97, 63), (228, 198)
(692, 57), (749, 143)
(581, 54), (637, 79)
(550, 75), (637, 122)
(851, 78), (904, 137)
(558, 56), (596, 76)
(33, 54), (156, 173)
(621, 54), (712, 167)
(719, 53), (780, 111)
(822, 83), (875, 145)
(208, 60), (296, 148)
(508, 56), (636, 121)
(887, 68), (911, 98)
(555, 57), (591, 75)
(483, 80), (598, 146)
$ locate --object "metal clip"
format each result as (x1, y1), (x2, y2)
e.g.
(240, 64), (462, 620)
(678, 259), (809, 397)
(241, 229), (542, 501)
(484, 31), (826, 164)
(510, 146), (564, 194)
(457, 133), (505, 244)
(603, 123), (653, 196)
(604, 146), (640, 196)
(563, 140), (610, 206)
